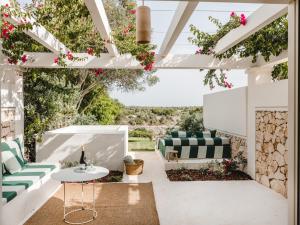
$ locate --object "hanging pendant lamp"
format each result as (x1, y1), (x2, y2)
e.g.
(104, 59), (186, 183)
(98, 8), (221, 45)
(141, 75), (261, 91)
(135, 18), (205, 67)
(136, 0), (151, 44)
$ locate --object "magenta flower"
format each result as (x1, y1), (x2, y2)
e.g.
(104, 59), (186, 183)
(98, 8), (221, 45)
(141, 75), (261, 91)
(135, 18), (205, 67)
(21, 55), (27, 63)
(230, 11), (235, 17)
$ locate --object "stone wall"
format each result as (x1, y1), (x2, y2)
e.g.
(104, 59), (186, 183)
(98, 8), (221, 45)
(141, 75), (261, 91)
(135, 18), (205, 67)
(1, 108), (16, 140)
(255, 111), (288, 197)
(216, 131), (247, 163)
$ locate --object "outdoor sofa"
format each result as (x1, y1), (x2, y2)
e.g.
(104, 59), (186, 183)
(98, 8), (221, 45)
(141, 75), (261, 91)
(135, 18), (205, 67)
(158, 130), (231, 159)
(1, 139), (60, 225)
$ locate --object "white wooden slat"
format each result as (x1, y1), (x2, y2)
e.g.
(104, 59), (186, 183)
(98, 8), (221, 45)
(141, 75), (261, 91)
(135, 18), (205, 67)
(214, 4), (288, 54)
(2, 51), (286, 69)
(158, 1), (198, 58)
(0, 2), (69, 54)
(84, 0), (119, 57)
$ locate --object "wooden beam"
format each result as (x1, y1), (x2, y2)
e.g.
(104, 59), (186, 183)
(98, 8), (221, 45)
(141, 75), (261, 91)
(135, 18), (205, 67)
(214, 4), (288, 54)
(155, 51), (288, 69)
(84, 0), (119, 57)
(158, 1), (198, 58)
(1, 51), (287, 70)
(17, 53), (141, 69)
(0, 3), (69, 54)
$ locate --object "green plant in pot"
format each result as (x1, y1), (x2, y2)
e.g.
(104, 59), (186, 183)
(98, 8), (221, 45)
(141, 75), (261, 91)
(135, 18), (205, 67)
(123, 155), (144, 175)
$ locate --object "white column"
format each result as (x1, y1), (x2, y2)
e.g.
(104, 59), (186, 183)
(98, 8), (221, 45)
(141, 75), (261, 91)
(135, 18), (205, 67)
(246, 66), (273, 178)
(287, 1), (298, 224)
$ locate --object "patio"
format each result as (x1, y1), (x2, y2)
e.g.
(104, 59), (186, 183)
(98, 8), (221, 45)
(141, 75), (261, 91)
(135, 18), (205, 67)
(125, 151), (288, 225)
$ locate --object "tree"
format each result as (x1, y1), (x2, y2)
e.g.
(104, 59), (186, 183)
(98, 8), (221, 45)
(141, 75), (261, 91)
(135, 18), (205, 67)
(7, 0), (159, 160)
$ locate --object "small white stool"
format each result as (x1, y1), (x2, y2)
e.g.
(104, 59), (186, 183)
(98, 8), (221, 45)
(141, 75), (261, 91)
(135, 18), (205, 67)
(166, 150), (179, 162)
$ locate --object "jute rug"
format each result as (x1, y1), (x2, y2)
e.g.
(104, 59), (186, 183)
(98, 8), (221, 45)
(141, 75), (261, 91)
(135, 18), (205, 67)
(25, 183), (160, 225)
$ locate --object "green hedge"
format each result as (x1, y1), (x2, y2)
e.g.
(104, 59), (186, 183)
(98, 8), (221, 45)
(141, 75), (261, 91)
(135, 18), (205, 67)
(129, 128), (153, 139)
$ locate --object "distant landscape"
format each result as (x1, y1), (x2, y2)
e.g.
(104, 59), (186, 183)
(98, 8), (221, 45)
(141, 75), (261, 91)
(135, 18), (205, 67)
(120, 107), (204, 151)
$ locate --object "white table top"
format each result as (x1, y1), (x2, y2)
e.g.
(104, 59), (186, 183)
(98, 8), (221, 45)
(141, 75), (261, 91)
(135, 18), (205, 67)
(51, 166), (109, 182)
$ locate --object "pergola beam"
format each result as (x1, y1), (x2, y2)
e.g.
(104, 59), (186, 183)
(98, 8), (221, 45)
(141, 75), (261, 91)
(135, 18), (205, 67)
(84, 0), (119, 57)
(3, 51), (286, 70)
(214, 4), (288, 54)
(0, 2), (69, 54)
(158, 1), (198, 58)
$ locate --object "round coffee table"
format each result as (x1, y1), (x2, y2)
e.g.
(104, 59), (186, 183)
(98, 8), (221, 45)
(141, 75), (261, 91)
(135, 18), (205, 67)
(51, 166), (109, 224)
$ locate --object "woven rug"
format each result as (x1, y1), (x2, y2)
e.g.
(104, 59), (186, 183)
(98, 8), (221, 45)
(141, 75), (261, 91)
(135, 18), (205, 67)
(25, 182), (160, 225)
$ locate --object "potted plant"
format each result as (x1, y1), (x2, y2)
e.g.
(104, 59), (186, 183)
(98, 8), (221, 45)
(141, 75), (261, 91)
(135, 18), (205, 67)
(123, 155), (144, 175)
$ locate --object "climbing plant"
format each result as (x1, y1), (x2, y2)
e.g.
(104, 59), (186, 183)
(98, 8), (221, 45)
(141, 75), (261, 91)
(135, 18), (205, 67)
(1, 0), (156, 71)
(1, 0), (159, 161)
(189, 12), (288, 89)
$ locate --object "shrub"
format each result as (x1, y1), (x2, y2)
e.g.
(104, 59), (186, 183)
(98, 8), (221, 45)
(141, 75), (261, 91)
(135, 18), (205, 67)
(129, 128), (153, 139)
(178, 110), (204, 133)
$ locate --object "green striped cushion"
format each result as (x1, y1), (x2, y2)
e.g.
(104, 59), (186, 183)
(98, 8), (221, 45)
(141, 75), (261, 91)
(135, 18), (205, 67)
(14, 138), (27, 164)
(2, 180), (33, 189)
(1, 141), (25, 166)
(171, 131), (192, 138)
(24, 164), (56, 170)
(2, 163), (56, 204)
(2, 191), (17, 203)
(195, 130), (217, 138)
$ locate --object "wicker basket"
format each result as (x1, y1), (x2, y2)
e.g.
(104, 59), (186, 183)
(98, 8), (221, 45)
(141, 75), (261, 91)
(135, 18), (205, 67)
(124, 159), (144, 175)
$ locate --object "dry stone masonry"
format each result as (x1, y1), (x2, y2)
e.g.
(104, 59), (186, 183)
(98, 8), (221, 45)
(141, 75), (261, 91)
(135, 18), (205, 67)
(255, 110), (288, 197)
(216, 131), (247, 163)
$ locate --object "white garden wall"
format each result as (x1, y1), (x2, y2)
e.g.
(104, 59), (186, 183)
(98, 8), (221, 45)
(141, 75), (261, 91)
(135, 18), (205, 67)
(203, 87), (247, 137)
(203, 67), (288, 180)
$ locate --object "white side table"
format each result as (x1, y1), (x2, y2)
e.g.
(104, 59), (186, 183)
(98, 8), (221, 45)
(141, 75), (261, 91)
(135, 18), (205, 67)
(51, 166), (109, 224)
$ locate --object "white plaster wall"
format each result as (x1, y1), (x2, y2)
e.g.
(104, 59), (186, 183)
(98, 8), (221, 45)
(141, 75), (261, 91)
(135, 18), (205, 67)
(203, 87), (247, 137)
(36, 126), (128, 171)
(247, 67), (288, 178)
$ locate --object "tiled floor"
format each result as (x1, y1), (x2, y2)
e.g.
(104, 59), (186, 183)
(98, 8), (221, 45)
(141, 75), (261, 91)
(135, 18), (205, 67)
(123, 151), (288, 225)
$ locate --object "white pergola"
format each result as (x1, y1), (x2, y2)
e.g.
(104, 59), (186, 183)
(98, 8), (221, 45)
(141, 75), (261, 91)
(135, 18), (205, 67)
(0, 0), (289, 70)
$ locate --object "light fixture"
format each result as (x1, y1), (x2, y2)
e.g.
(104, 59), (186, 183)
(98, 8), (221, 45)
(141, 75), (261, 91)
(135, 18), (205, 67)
(136, 0), (151, 44)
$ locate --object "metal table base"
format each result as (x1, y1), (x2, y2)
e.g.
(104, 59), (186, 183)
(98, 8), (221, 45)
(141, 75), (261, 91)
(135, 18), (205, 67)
(63, 181), (97, 224)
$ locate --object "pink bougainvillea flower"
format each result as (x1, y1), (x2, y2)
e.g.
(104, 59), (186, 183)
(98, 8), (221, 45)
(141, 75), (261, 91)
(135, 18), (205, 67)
(240, 14), (247, 25)
(3, 13), (10, 18)
(151, 51), (155, 56)
(240, 17), (247, 26)
(129, 9), (136, 15)
(8, 24), (14, 31)
(66, 52), (73, 60)
(54, 57), (59, 64)
(144, 63), (153, 71)
(1, 29), (9, 39)
(21, 55), (28, 63)
(195, 49), (203, 55)
(87, 47), (94, 55)
(95, 68), (103, 76)
(230, 11), (235, 17)
(5, 4), (9, 7)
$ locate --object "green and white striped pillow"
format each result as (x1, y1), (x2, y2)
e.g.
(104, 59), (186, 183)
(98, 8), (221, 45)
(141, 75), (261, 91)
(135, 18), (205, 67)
(1, 140), (25, 174)
(1, 150), (23, 174)
(171, 131), (192, 138)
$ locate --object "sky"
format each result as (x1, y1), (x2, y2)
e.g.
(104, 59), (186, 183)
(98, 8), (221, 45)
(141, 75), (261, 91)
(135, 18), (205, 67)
(19, 0), (261, 107)
(110, 1), (261, 106)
